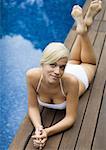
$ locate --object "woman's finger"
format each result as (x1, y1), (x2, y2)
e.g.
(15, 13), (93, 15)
(32, 133), (46, 139)
(33, 140), (44, 149)
(32, 134), (36, 138)
(33, 139), (41, 144)
(36, 133), (47, 139)
(33, 139), (46, 149)
(39, 143), (45, 150)
(33, 140), (40, 148)
(41, 137), (47, 144)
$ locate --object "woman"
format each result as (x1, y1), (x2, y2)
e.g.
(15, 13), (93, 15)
(26, 1), (102, 149)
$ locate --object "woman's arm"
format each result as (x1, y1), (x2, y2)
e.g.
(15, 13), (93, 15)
(26, 70), (48, 149)
(26, 70), (42, 129)
(45, 76), (79, 136)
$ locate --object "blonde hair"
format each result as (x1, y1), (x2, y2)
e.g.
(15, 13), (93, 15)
(40, 42), (69, 65)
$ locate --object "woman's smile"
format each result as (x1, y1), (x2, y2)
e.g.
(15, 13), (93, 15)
(50, 74), (59, 80)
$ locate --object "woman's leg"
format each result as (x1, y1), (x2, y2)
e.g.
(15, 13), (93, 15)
(68, 1), (102, 96)
(69, 0), (102, 65)
(68, 33), (96, 65)
(84, 0), (102, 27)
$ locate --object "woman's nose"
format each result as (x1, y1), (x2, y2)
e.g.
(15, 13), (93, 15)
(54, 66), (60, 74)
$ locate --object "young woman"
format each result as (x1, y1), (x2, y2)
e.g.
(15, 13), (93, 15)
(26, 1), (102, 149)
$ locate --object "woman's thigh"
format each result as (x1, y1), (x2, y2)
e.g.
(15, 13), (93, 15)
(81, 63), (96, 83)
(78, 63), (96, 97)
(78, 80), (86, 97)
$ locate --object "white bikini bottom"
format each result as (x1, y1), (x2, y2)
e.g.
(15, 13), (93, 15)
(65, 63), (89, 89)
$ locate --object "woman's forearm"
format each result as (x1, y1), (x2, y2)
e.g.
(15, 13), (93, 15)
(45, 116), (75, 136)
(28, 107), (42, 128)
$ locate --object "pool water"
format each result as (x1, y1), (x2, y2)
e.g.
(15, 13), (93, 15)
(0, 0), (85, 149)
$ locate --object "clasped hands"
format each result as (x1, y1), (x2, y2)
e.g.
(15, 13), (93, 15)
(32, 126), (47, 149)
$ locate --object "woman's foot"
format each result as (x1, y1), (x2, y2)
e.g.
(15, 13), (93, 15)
(84, 0), (102, 27)
(71, 5), (87, 34)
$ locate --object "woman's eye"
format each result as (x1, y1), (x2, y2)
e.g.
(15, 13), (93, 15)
(60, 65), (66, 70)
(50, 64), (56, 68)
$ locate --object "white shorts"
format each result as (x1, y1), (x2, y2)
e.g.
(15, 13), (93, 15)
(65, 63), (89, 89)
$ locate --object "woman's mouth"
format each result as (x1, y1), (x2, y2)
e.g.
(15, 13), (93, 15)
(50, 75), (59, 80)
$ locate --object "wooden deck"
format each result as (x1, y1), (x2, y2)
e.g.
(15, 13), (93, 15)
(9, 0), (106, 150)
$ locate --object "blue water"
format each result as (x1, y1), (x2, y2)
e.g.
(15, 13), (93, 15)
(0, 0), (85, 149)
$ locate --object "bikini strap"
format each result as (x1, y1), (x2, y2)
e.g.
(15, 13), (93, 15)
(36, 74), (43, 93)
(59, 79), (66, 97)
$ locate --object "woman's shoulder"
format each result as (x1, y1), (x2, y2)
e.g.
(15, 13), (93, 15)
(26, 67), (42, 84)
(26, 67), (41, 76)
(62, 73), (79, 90)
(63, 73), (78, 83)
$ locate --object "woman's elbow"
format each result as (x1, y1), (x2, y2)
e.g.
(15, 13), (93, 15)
(66, 116), (76, 128)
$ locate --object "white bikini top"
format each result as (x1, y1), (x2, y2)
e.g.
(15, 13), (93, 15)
(36, 75), (66, 110)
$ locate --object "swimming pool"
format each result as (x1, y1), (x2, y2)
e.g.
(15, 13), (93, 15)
(0, 0), (85, 149)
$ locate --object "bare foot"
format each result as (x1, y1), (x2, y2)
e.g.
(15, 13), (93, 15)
(84, 0), (102, 27)
(71, 5), (87, 34)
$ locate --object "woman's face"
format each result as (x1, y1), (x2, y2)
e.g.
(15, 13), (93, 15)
(42, 57), (68, 84)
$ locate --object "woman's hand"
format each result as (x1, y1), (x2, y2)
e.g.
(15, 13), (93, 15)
(32, 126), (47, 149)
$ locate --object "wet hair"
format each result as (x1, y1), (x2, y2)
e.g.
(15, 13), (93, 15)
(40, 42), (69, 65)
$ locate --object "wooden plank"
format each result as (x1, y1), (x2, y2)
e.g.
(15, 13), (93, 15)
(75, 36), (106, 150)
(99, 21), (106, 32)
(9, 106), (43, 150)
(90, 20), (100, 32)
(94, 0), (105, 21)
(93, 32), (105, 61)
(83, 0), (92, 15)
(88, 31), (97, 45)
(92, 82), (106, 150)
(9, 115), (34, 150)
(43, 110), (65, 150)
(25, 108), (56, 150)
(59, 31), (105, 150)
(103, 10), (106, 21)
(64, 29), (77, 50)
(26, 109), (65, 150)
(59, 88), (91, 150)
